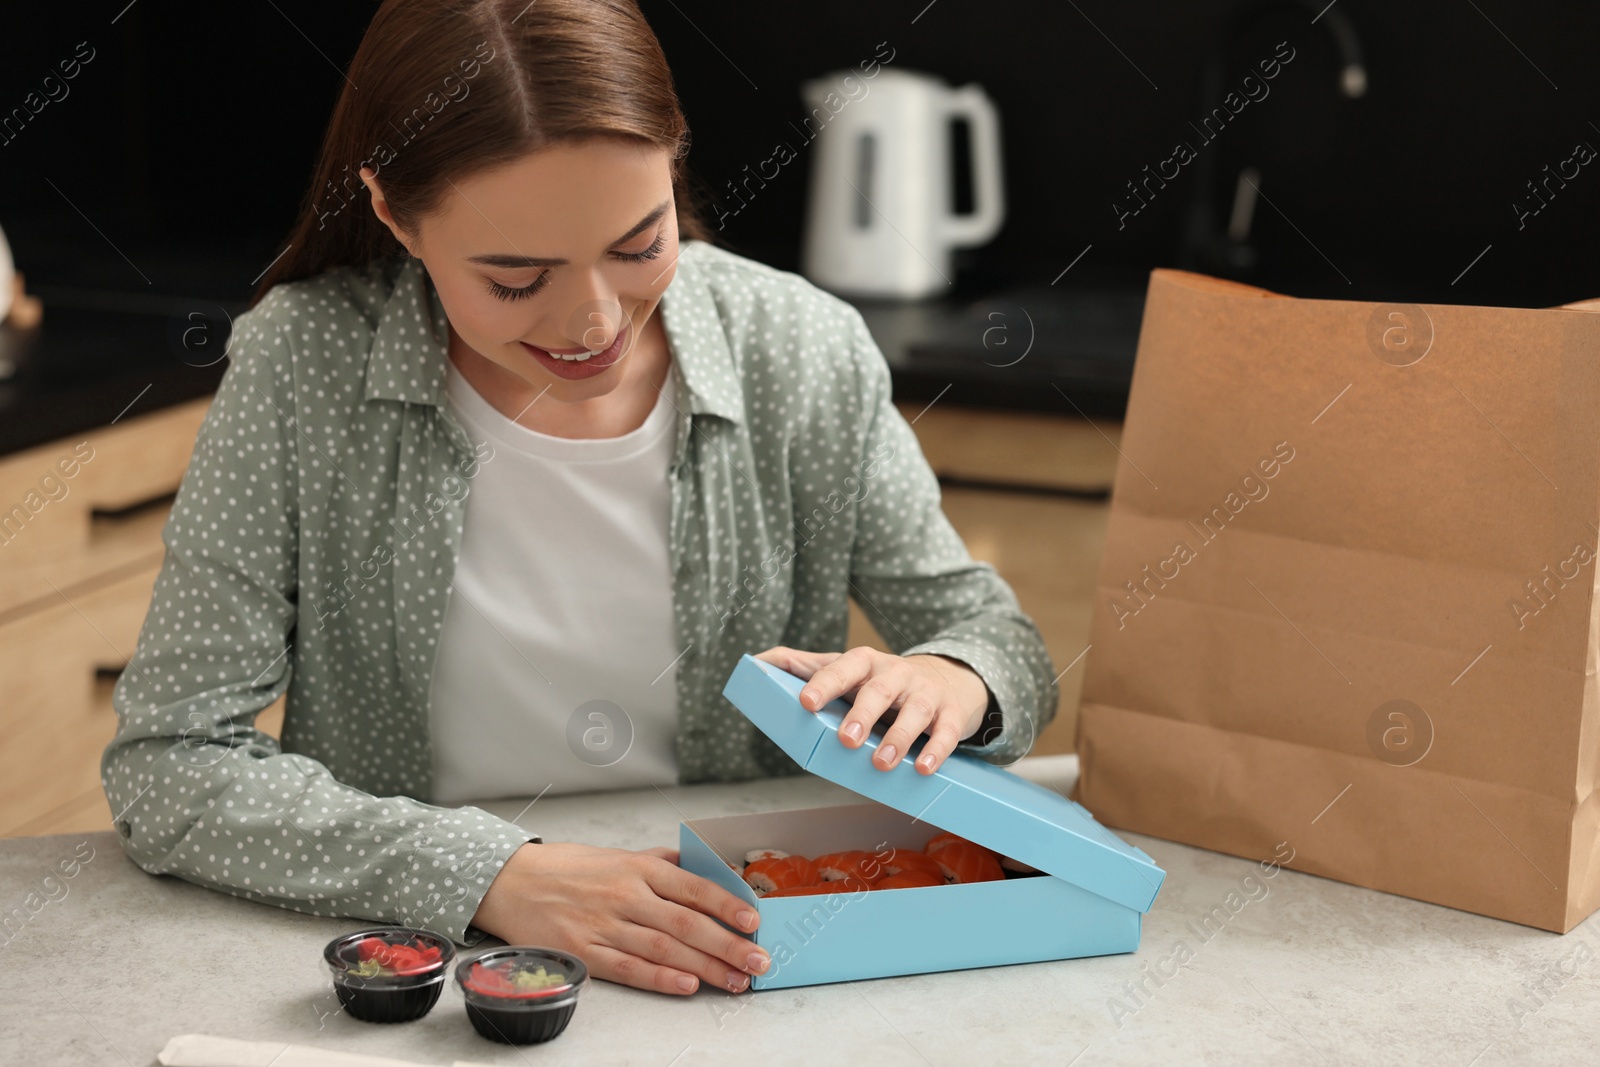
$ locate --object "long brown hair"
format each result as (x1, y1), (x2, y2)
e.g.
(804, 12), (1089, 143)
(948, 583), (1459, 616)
(249, 0), (712, 309)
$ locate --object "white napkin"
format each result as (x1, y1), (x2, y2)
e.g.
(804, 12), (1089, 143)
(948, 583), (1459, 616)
(157, 1033), (498, 1067)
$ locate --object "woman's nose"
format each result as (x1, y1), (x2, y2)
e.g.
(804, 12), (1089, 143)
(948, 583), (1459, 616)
(561, 289), (624, 352)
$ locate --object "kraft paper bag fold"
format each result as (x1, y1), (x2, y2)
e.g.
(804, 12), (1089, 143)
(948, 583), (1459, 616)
(1073, 268), (1600, 933)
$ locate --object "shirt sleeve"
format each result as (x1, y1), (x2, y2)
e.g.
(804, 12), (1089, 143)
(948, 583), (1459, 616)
(100, 294), (536, 945)
(839, 310), (1061, 764)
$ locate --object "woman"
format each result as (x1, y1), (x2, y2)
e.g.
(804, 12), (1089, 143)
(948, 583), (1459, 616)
(103, 0), (1058, 998)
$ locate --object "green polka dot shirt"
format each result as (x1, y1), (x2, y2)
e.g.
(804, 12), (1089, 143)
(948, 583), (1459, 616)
(101, 239), (1060, 944)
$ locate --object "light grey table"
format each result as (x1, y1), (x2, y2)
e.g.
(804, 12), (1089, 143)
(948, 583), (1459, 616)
(2, 756), (1596, 1066)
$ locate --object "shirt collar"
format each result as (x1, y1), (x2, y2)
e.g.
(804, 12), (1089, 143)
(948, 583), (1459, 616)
(361, 242), (744, 426)
(362, 255), (450, 406)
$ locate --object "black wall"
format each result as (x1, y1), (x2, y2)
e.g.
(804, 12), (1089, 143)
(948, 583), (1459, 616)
(2, 1), (1595, 307)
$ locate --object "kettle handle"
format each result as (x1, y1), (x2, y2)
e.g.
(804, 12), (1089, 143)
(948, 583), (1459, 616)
(0, 218), (13, 323)
(940, 84), (1005, 247)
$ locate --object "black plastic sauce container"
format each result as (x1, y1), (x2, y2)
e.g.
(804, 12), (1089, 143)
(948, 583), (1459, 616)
(455, 946), (588, 1044)
(322, 926), (454, 1024)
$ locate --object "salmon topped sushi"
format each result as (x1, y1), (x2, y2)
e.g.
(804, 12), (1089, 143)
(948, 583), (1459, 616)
(879, 849), (945, 881)
(931, 840), (1005, 884)
(744, 848), (790, 865)
(765, 881), (866, 898)
(813, 850), (886, 885)
(924, 830), (980, 855)
(742, 855), (819, 896)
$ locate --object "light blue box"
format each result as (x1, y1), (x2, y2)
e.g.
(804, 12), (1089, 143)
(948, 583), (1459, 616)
(677, 653), (1167, 989)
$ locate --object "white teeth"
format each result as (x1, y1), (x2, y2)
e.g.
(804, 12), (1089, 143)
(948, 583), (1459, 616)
(555, 346), (607, 361)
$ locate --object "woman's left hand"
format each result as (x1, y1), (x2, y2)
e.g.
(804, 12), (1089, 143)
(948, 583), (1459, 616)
(752, 646), (994, 776)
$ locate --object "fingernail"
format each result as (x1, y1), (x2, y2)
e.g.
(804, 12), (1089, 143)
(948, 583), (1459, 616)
(736, 909), (758, 931)
(801, 688), (818, 708)
(727, 970), (749, 991)
(842, 722), (864, 743)
(878, 743), (898, 765)
(676, 975), (697, 992)
(747, 951), (769, 973)
(917, 753), (934, 771)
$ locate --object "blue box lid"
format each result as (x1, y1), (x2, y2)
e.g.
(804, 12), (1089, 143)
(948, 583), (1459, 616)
(722, 654), (1165, 914)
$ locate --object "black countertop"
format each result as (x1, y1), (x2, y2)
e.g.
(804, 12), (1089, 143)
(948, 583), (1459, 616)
(0, 286), (233, 456)
(0, 269), (1145, 458)
(849, 280), (1143, 419)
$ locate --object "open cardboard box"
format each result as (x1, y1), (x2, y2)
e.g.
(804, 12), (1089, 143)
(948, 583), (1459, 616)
(677, 655), (1167, 989)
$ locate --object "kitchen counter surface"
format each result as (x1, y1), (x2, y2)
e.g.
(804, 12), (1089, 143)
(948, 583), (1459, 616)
(0, 270), (1144, 458)
(0, 290), (231, 457)
(2, 756), (1596, 1066)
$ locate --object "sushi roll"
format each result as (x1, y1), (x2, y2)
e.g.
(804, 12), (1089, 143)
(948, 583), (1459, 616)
(932, 840), (1005, 884)
(765, 882), (858, 898)
(812, 850), (886, 885)
(744, 848), (790, 866)
(879, 850), (945, 881)
(742, 855), (819, 896)
(924, 830), (979, 855)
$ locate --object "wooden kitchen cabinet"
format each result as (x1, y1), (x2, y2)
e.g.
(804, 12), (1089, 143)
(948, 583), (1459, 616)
(3, 392), (1115, 837)
(844, 403), (1120, 756)
(896, 402), (1126, 495)
(0, 401), (282, 838)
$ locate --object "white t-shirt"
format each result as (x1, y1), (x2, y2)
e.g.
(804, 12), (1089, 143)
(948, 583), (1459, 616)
(426, 358), (681, 805)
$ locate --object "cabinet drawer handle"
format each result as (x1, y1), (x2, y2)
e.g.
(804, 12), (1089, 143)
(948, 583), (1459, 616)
(90, 489), (177, 525)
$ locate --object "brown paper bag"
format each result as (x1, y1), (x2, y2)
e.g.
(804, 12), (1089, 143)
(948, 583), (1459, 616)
(1073, 269), (1600, 933)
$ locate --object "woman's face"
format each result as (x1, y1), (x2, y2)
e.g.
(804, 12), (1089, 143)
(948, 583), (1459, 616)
(360, 138), (679, 406)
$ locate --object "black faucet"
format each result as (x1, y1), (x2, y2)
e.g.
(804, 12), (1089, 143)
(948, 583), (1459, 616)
(1177, 0), (1367, 280)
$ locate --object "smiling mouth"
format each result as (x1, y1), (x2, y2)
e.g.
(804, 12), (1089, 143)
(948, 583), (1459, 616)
(546, 343), (610, 362)
(519, 320), (631, 373)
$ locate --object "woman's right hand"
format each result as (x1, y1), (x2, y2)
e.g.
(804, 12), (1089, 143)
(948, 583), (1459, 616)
(468, 842), (770, 995)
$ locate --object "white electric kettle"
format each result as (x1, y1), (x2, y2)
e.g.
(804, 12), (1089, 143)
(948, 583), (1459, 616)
(799, 67), (1005, 300)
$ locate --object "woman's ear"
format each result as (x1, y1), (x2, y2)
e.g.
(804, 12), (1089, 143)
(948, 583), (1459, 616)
(359, 166), (417, 256)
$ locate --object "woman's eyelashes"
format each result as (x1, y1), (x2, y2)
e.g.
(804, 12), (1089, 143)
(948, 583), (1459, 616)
(484, 232), (669, 302)
(613, 231), (666, 263)
(485, 271), (551, 302)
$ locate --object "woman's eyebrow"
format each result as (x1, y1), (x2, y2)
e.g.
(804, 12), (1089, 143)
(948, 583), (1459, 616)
(467, 199), (671, 268)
